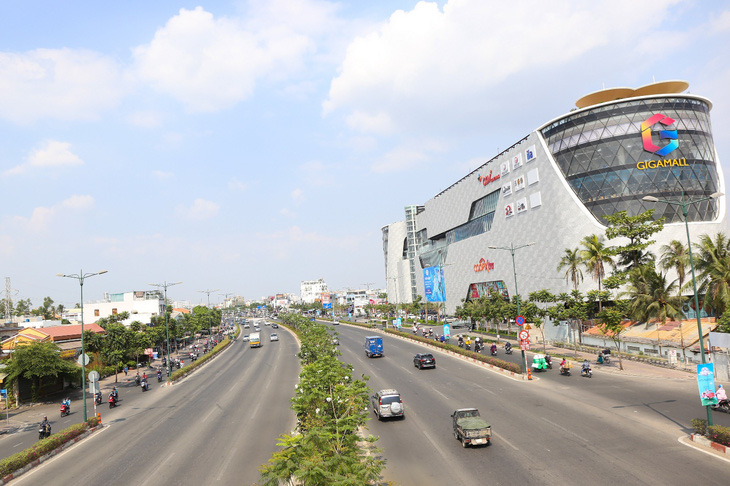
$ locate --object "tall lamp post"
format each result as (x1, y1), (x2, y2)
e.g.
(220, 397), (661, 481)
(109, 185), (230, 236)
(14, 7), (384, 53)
(56, 269), (108, 422)
(488, 243), (535, 373)
(642, 191), (723, 426)
(149, 281), (181, 381)
(198, 289), (219, 347)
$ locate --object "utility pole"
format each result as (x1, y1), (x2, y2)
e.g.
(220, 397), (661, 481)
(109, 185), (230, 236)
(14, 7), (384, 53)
(149, 281), (182, 381)
(4, 278), (18, 324)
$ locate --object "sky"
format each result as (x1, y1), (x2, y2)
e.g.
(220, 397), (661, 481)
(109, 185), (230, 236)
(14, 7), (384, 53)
(1, 0), (730, 309)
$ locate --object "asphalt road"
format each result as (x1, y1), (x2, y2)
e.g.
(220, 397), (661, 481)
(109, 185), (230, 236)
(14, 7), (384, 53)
(12, 331), (299, 486)
(331, 322), (730, 486)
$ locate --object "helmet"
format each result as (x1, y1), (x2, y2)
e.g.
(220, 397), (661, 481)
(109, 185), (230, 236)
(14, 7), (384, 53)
(43, 415), (47, 420)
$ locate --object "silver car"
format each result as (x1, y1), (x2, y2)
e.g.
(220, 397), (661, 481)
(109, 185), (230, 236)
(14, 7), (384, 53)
(371, 389), (405, 420)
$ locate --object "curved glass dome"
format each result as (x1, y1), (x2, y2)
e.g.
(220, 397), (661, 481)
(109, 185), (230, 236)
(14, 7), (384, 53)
(541, 96), (719, 224)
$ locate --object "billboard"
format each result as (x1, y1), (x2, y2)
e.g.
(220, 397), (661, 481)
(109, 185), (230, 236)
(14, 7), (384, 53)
(423, 266), (445, 303)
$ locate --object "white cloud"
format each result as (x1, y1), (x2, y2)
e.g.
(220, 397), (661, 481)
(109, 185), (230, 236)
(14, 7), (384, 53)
(324, 0), (682, 134)
(291, 188), (305, 204)
(228, 178), (248, 191)
(15, 195), (94, 232)
(371, 146), (429, 173)
(4, 140), (83, 176)
(710, 10), (730, 32)
(152, 170), (174, 180)
(127, 111), (164, 128)
(132, 6), (315, 112)
(280, 208), (296, 218)
(177, 198), (220, 220)
(0, 48), (125, 124)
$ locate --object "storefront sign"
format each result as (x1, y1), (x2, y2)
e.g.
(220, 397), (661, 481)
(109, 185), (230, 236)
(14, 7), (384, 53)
(473, 258), (494, 273)
(641, 113), (678, 157)
(477, 169), (500, 186)
(636, 158), (688, 170)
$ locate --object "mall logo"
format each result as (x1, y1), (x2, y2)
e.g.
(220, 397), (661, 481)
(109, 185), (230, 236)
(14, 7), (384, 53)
(477, 169), (500, 186)
(473, 258), (494, 273)
(641, 113), (679, 157)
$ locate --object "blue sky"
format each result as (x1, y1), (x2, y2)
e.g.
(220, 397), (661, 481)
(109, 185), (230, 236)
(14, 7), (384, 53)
(1, 0), (729, 308)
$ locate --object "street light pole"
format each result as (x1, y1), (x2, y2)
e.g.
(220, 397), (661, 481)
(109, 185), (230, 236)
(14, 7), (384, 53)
(57, 269), (108, 422)
(198, 289), (219, 348)
(643, 191), (722, 426)
(488, 243), (535, 373)
(149, 281), (182, 382)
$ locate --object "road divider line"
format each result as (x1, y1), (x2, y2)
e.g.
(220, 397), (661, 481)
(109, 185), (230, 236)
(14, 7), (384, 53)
(541, 417), (589, 443)
(492, 431), (519, 450)
(202, 407), (217, 423)
(216, 446), (238, 481)
(140, 452), (175, 486)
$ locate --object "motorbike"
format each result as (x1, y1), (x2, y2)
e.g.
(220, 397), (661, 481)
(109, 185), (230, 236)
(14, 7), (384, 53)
(38, 423), (51, 440)
(580, 367), (593, 378)
(559, 365), (571, 376)
(60, 402), (70, 417)
(95, 392), (102, 405)
(474, 342), (482, 353)
(141, 380), (149, 392)
(545, 355), (553, 369)
(465, 342), (471, 351)
(505, 344), (513, 355)
(157, 373), (162, 383)
(135, 375), (141, 386)
(109, 395), (117, 409)
(711, 399), (730, 414)
(490, 347), (497, 356)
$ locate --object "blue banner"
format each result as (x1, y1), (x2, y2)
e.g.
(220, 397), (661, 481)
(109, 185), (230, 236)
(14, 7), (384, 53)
(323, 303), (332, 309)
(443, 324), (451, 339)
(697, 363), (719, 406)
(423, 266), (446, 302)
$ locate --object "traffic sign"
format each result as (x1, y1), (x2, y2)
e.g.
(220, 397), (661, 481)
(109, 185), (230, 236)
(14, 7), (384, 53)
(77, 353), (90, 366)
(515, 315), (525, 326)
(519, 330), (529, 341)
(88, 371), (100, 383)
(520, 341), (530, 351)
(524, 324), (532, 330)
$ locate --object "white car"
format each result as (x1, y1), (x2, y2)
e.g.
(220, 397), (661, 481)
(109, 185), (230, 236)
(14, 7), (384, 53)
(270, 333), (279, 341)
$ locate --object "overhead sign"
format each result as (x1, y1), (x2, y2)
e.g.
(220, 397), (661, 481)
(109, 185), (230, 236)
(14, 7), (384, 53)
(515, 315), (525, 326)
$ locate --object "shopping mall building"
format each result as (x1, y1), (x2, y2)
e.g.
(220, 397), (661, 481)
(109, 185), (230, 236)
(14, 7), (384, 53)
(382, 81), (727, 315)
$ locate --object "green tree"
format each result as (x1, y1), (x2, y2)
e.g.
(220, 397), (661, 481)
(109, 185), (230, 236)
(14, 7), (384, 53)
(14, 298), (31, 316)
(100, 323), (129, 382)
(580, 234), (615, 312)
(603, 209), (664, 272)
(557, 248), (583, 290)
(5, 341), (78, 402)
(624, 266), (684, 358)
(695, 232), (730, 315)
(597, 305), (628, 371)
(659, 239), (690, 361)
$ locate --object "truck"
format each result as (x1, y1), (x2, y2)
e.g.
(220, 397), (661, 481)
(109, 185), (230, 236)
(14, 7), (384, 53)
(364, 336), (383, 358)
(451, 408), (491, 448)
(249, 332), (262, 348)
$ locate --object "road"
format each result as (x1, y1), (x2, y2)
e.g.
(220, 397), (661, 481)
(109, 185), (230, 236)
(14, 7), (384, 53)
(12, 330), (299, 486)
(330, 322), (730, 485)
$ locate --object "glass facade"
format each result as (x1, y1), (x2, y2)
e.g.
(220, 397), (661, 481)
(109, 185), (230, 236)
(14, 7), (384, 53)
(541, 97), (719, 224)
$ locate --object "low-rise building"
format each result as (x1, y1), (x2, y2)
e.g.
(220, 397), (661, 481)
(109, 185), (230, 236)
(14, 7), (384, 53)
(84, 290), (165, 326)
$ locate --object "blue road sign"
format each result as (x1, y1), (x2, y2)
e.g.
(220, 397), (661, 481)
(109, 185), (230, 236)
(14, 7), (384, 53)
(516, 315), (525, 326)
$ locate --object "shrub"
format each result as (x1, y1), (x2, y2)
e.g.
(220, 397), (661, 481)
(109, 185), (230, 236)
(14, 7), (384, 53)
(691, 418), (708, 436)
(707, 424), (730, 447)
(0, 419), (99, 477)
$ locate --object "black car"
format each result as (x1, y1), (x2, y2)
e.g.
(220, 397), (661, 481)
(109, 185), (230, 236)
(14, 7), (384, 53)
(414, 353), (436, 369)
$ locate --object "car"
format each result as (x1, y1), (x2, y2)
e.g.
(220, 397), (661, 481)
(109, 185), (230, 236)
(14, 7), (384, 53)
(371, 389), (404, 420)
(254, 326), (261, 331)
(242, 334), (250, 342)
(271, 323), (279, 329)
(413, 353), (436, 369)
(332, 320), (339, 325)
(244, 324), (250, 329)
(270, 333), (279, 341)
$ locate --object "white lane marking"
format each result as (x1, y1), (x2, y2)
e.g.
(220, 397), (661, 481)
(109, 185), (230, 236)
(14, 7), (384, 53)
(541, 417), (589, 443)
(202, 407), (217, 423)
(13, 442), (23, 448)
(216, 446), (238, 481)
(433, 388), (449, 401)
(474, 385), (497, 396)
(492, 431), (519, 450)
(140, 452), (175, 486)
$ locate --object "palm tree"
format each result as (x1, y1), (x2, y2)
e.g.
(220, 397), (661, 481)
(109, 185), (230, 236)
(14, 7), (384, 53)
(659, 240), (690, 362)
(694, 232), (730, 316)
(624, 266), (684, 358)
(579, 234), (615, 311)
(557, 248), (583, 290)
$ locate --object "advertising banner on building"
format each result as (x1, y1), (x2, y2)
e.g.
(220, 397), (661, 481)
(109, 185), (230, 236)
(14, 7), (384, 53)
(423, 266), (445, 302)
(696, 363), (719, 406)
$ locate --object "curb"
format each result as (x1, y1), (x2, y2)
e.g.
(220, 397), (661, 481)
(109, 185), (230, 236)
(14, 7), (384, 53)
(689, 433), (730, 456)
(0, 424), (105, 485)
(167, 339), (233, 386)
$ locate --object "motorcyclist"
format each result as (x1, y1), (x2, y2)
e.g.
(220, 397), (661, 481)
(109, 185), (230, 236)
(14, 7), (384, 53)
(505, 342), (512, 351)
(581, 359), (591, 374)
(112, 386), (119, 401)
(157, 369), (162, 382)
(490, 343), (497, 355)
(39, 416), (51, 438)
(717, 384), (728, 404)
(62, 397), (71, 413)
(457, 335), (464, 347)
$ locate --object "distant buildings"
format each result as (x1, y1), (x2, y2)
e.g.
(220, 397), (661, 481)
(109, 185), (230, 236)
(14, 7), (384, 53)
(301, 279), (328, 304)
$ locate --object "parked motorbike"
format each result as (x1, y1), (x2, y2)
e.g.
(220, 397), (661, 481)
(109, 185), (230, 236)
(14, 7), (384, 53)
(60, 402), (70, 417)
(580, 367), (593, 378)
(711, 400), (730, 414)
(38, 423), (51, 440)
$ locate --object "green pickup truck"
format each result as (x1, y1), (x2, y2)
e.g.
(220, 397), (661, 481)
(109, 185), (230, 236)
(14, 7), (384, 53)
(451, 408), (491, 448)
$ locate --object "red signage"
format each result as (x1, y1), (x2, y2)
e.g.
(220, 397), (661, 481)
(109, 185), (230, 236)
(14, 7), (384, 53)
(473, 258), (494, 273)
(477, 169), (500, 187)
